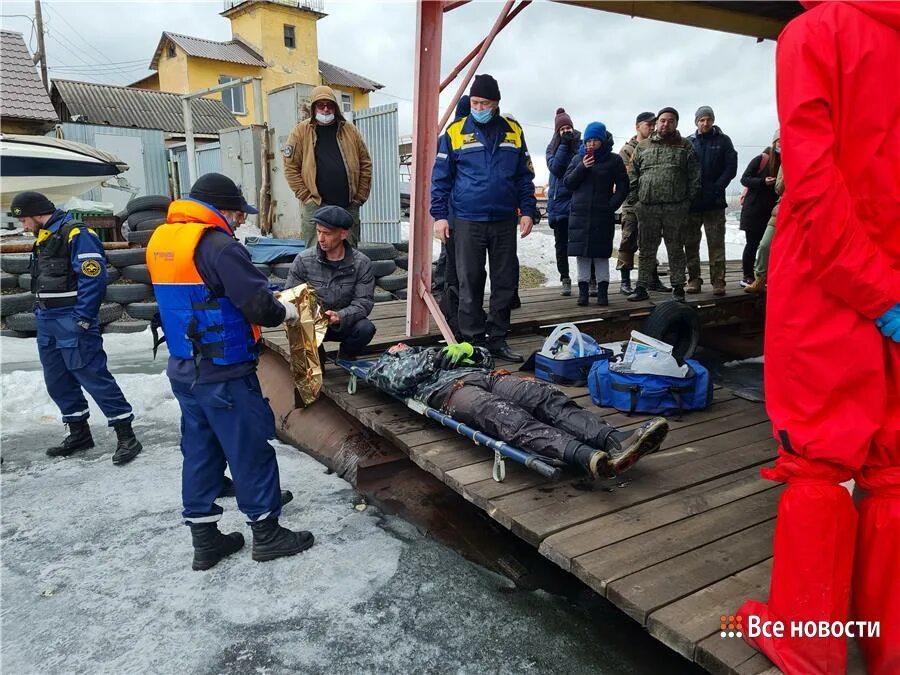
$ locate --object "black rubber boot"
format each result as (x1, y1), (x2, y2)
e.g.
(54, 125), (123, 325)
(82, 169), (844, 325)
(189, 522), (245, 571)
(112, 422), (142, 465)
(626, 285), (650, 302)
(596, 281), (609, 306)
(604, 417), (669, 474)
(620, 268), (633, 295)
(588, 279), (598, 297)
(560, 277), (572, 297)
(673, 285), (686, 303)
(649, 269), (672, 293)
(572, 444), (611, 480)
(576, 281), (589, 306)
(250, 518), (315, 562)
(47, 421), (94, 457)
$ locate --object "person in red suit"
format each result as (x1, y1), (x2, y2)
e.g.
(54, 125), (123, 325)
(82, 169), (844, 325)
(738, 2), (900, 674)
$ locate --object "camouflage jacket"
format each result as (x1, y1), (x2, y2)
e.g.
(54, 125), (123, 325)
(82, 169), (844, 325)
(619, 136), (640, 209)
(630, 131), (701, 206)
(366, 345), (494, 406)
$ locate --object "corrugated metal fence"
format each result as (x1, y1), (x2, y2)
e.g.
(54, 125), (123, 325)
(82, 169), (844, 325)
(170, 143), (223, 197)
(355, 103), (401, 243)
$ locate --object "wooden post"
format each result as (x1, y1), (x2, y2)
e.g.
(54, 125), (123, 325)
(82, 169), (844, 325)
(33, 0), (48, 92)
(258, 125), (271, 235)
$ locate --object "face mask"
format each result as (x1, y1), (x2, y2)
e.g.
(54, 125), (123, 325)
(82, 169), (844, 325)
(315, 112), (335, 125)
(471, 108), (493, 124)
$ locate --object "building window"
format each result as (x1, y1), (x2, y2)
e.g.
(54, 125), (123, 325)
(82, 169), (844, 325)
(284, 24), (295, 48)
(166, 44), (176, 58)
(341, 93), (352, 114)
(218, 75), (246, 115)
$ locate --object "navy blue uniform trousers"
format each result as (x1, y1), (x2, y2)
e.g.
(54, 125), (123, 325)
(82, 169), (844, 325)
(36, 309), (133, 426)
(170, 373), (282, 523)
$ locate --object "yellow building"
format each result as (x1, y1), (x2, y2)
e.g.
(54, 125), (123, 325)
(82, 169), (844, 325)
(134, 0), (382, 124)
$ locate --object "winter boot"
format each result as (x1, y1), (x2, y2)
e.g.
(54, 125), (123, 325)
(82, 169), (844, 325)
(572, 444), (611, 480)
(112, 422), (142, 465)
(576, 281), (589, 306)
(626, 285), (650, 302)
(560, 277), (572, 297)
(596, 281), (609, 306)
(648, 269), (671, 293)
(604, 417), (669, 474)
(189, 522), (245, 571)
(673, 285), (686, 302)
(620, 268), (633, 295)
(47, 421), (94, 457)
(588, 279), (598, 297)
(250, 518), (315, 562)
(744, 273), (766, 294)
(686, 278), (702, 294)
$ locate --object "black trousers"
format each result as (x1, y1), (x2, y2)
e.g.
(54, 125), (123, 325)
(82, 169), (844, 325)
(429, 371), (615, 463)
(324, 318), (376, 356)
(550, 217), (570, 281)
(742, 226), (765, 281)
(438, 238), (462, 340)
(454, 218), (518, 343)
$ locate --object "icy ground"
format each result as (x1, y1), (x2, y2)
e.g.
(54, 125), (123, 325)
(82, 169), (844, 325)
(1, 334), (700, 674)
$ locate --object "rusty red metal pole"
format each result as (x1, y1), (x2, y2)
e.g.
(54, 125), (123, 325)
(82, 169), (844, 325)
(407, 0), (444, 338)
(442, 0), (471, 12)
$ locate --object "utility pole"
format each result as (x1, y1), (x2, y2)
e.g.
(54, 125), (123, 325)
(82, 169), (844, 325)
(33, 0), (48, 92)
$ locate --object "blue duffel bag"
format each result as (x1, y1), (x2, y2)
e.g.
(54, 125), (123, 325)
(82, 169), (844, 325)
(532, 323), (612, 387)
(587, 358), (713, 415)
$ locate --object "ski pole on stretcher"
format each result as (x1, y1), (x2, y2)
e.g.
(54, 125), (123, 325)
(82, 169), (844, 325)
(338, 360), (562, 483)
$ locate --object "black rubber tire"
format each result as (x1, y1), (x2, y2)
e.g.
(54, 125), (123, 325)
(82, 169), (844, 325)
(0, 328), (32, 338)
(18, 273), (31, 290)
(4, 312), (37, 332)
(357, 242), (396, 261)
(374, 288), (393, 303)
(105, 283), (152, 304)
(394, 289), (408, 300)
(641, 300), (701, 364)
(1, 253), (32, 275)
(126, 229), (154, 246)
(106, 247), (148, 267)
(106, 266), (121, 284)
(125, 302), (158, 321)
(99, 303), (124, 325)
(1, 272), (17, 290)
(102, 319), (149, 334)
(371, 259), (397, 278)
(1, 291), (35, 317)
(253, 263), (272, 276)
(392, 240), (409, 253)
(121, 264), (151, 284)
(271, 262), (292, 280)
(395, 255), (408, 271)
(126, 195), (171, 216)
(377, 270), (408, 292)
(127, 210), (167, 232)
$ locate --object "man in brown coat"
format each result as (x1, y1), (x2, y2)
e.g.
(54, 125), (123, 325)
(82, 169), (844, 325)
(282, 85), (373, 246)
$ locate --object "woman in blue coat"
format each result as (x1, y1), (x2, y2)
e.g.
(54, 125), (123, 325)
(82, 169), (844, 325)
(563, 122), (630, 306)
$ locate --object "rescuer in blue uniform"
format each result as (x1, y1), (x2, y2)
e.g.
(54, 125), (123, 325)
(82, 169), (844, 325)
(11, 191), (142, 465)
(147, 173), (315, 571)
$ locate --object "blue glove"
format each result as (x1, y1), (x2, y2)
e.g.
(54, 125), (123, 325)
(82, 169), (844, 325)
(875, 303), (900, 342)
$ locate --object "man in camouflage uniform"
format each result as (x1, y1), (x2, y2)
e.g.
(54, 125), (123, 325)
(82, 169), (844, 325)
(618, 112), (670, 295)
(627, 107), (701, 303)
(366, 342), (669, 479)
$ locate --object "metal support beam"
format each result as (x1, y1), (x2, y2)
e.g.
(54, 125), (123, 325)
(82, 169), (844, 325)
(182, 98), (198, 188)
(252, 77), (264, 125)
(406, 0), (444, 339)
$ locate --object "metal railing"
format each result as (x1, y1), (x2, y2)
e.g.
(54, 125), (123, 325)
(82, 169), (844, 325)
(223, 0), (324, 13)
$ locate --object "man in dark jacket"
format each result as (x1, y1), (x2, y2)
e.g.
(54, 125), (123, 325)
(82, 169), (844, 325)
(285, 205), (376, 358)
(367, 342), (669, 479)
(686, 106), (738, 295)
(431, 74), (537, 363)
(627, 107), (701, 303)
(11, 191), (142, 465)
(545, 108), (580, 296)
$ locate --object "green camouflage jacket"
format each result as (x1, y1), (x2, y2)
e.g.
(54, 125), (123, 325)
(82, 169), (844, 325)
(630, 131), (701, 206)
(619, 136), (640, 209)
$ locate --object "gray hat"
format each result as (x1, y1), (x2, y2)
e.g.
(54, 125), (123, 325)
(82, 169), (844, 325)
(314, 205), (354, 230)
(695, 106), (715, 123)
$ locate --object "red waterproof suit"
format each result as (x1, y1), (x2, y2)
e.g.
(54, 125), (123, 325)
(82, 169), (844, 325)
(739, 2), (900, 674)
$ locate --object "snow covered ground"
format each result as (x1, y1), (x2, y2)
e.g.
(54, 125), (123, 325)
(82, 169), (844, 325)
(1, 335), (700, 674)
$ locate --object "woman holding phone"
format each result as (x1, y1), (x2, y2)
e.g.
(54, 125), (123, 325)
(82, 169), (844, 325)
(563, 122), (630, 306)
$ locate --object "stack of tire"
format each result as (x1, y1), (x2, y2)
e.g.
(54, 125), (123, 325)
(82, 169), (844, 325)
(359, 242), (408, 302)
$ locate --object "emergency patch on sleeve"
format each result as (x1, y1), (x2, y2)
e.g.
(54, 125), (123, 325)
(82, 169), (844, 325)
(526, 157), (535, 174)
(80, 259), (102, 277)
(282, 145), (294, 158)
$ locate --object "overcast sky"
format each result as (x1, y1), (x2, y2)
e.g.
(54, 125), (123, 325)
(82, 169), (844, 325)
(2, 0), (780, 185)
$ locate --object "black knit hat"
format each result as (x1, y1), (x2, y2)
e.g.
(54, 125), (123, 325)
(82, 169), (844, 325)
(10, 191), (55, 217)
(657, 106), (680, 122)
(314, 205), (354, 230)
(635, 111), (656, 125)
(189, 172), (245, 211)
(470, 74), (501, 101)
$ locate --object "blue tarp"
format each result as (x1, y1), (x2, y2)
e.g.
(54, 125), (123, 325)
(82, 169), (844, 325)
(244, 236), (305, 264)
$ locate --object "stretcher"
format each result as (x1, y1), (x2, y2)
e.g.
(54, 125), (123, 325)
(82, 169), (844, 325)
(337, 359), (563, 483)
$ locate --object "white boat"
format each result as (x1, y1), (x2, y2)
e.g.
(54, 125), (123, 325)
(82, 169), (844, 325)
(0, 134), (129, 207)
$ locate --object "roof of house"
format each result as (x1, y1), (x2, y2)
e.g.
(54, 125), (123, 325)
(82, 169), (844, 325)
(150, 31), (268, 70)
(318, 59), (382, 92)
(51, 79), (240, 134)
(0, 30), (58, 122)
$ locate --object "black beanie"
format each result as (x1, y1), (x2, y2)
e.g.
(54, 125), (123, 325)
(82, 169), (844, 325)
(657, 106), (680, 122)
(470, 74), (501, 101)
(10, 191), (56, 217)
(189, 173), (244, 211)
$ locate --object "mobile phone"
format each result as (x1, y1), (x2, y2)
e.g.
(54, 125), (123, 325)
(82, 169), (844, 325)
(585, 147), (594, 158)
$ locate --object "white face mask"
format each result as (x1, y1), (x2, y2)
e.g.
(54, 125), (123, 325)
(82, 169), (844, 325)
(315, 112), (335, 125)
